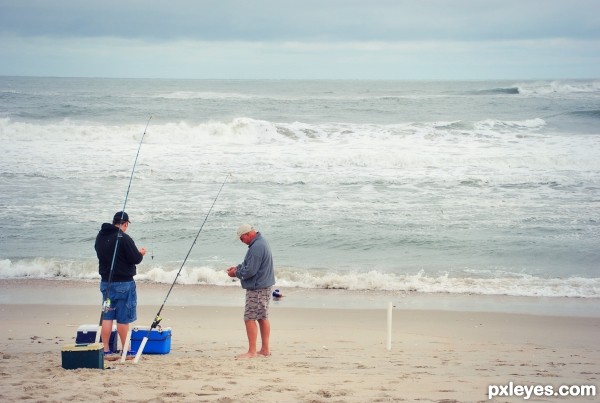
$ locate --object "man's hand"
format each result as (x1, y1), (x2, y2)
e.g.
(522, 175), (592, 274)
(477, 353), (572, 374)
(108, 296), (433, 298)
(226, 266), (237, 278)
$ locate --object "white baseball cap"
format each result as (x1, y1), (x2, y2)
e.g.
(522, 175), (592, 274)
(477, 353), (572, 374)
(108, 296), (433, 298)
(236, 223), (254, 238)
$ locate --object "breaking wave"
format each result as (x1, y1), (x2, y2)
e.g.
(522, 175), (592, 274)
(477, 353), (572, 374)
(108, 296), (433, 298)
(1, 258), (598, 298)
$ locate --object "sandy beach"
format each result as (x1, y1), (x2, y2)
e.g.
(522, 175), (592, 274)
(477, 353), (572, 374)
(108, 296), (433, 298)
(0, 280), (598, 402)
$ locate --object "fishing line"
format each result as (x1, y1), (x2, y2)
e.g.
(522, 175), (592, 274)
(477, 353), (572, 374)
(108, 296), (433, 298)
(133, 173), (230, 363)
(94, 115), (152, 344)
(151, 211), (155, 260)
(150, 169), (155, 260)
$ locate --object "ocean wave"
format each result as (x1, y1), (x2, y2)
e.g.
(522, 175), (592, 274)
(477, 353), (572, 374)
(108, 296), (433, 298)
(1, 258), (598, 298)
(3, 115), (596, 188)
(567, 110), (600, 120)
(474, 118), (546, 131)
(274, 269), (600, 298)
(453, 81), (600, 97)
(0, 116), (551, 144)
(516, 80), (600, 96)
(150, 91), (259, 100)
(471, 87), (520, 95)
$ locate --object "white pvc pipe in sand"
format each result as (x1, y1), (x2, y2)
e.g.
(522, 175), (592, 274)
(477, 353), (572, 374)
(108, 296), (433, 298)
(386, 301), (393, 350)
(133, 337), (148, 364)
(94, 324), (102, 344)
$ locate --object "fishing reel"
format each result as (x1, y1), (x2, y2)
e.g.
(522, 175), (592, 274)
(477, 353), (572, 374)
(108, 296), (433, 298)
(102, 298), (111, 312)
(151, 315), (162, 329)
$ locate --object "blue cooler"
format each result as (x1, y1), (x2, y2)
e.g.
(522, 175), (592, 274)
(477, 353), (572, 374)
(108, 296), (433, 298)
(130, 326), (172, 354)
(76, 324), (118, 352)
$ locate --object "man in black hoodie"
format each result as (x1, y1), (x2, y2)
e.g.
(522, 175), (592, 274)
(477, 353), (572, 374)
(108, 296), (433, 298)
(95, 211), (146, 354)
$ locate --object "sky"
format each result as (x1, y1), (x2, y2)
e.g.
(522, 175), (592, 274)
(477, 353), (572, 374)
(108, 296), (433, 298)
(1, 0), (599, 80)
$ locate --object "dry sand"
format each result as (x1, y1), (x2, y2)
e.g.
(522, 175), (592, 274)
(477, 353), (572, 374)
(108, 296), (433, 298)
(0, 279), (598, 402)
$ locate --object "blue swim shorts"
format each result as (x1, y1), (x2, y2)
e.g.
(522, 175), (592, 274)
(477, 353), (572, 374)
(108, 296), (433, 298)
(100, 281), (137, 324)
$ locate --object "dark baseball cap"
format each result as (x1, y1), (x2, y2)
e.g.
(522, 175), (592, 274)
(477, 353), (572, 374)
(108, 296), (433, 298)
(113, 211), (130, 224)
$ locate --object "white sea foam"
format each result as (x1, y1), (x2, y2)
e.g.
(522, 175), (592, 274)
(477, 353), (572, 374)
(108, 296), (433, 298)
(0, 258), (598, 298)
(0, 115), (568, 147)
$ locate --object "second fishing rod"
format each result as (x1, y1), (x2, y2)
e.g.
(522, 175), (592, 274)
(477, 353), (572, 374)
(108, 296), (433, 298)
(133, 173), (230, 363)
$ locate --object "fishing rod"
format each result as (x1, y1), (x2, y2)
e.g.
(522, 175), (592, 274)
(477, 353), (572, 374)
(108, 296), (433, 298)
(133, 173), (230, 364)
(94, 115), (152, 345)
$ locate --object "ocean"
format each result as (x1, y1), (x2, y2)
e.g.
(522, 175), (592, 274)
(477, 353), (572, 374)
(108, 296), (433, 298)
(1, 77), (599, 298)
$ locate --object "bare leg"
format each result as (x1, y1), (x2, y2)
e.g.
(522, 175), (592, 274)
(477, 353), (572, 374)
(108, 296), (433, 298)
(236, 320), (258, 359)
(101, 319), (114, 352)
(257, 319), (271, 356)
(116, 323), (130, 352)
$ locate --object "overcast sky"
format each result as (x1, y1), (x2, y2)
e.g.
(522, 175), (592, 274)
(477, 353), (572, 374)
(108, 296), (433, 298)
(1, 0), (599, 80)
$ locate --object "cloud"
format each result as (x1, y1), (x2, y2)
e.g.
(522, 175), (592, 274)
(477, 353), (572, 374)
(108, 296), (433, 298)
(2, 0), (599, 42)
(1, 0), (599, 79)
(3, 33), (598, 80)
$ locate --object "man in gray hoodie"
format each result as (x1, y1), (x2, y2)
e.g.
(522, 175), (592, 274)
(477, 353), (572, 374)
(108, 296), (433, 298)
(227, 224), (275, 359)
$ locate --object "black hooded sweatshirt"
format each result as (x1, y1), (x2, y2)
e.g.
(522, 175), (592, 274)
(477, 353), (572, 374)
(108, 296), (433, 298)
(95, 223), (144, 282)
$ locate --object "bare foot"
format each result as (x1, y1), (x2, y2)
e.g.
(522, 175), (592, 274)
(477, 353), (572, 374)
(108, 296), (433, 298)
(235, 352), (258, 359)
(258, 350), (271, 357)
